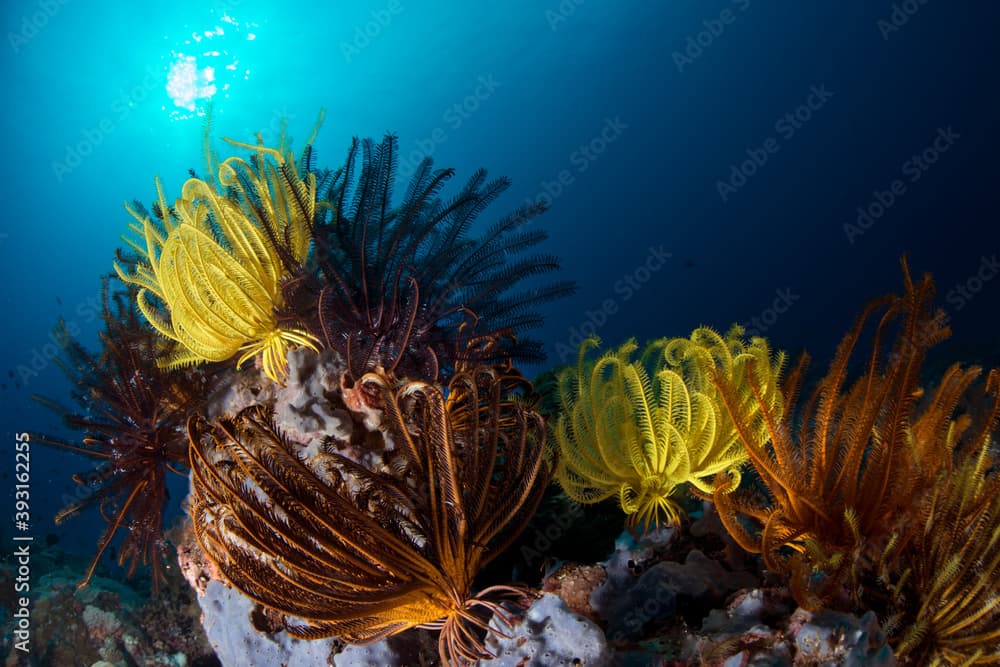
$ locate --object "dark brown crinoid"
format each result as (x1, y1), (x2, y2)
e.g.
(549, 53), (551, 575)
(310, 134), (575, 383)
(188, 365), (552, 665)
(34, 279), (201, 589)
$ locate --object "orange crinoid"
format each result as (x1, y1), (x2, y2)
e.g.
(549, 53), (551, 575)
(188, 365), (551, 666)
(709, 258), (976, 606)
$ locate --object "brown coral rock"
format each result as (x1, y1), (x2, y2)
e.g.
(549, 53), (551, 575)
(542, 563), (607, 622)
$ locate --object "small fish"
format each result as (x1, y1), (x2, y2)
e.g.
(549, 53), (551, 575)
(56, 296), (63, 306)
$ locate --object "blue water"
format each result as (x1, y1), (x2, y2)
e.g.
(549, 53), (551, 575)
(1, 0), (998, 570)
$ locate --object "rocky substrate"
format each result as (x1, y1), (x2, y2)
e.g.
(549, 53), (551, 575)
(0, 541), (216, 667)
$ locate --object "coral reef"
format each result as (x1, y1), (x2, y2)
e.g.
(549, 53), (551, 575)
(691, 592), (896, 666)
(479, 594), (613, 667)
(0, 542), (214, 667)
(540, 563), (607, 622)
(199, 581), (340, 667)
(37, 109), (1000, 667)
(188, 364), (551, 665)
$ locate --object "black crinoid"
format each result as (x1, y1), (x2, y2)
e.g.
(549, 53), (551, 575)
(33, 277), (202, 589)
(309, 134), (575, 384)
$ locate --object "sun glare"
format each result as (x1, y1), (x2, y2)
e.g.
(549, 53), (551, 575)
(162, 11), (257, 121)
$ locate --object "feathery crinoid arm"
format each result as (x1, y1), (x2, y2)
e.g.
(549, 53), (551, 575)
(115, 130), (321, 384)
(190, 366), (550, 666)
(552, 330), (782, 532)
(661, 326), (785, 493)
(552, 339), (632, 506)
(32, 278), (197, 591)
(312, 133), (575, 383)
(894, 369), (1000, 665)
(702, 259), (999, 620)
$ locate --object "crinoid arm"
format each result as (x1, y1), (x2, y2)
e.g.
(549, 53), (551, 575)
(313, 133), (575, 382)
(33, 279), (198, 590)
(189, 365), (551, 665)
(552, 330), (783, 532)
(117, 130), (322, 384)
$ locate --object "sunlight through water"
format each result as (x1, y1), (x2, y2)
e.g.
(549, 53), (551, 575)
(163, 11), (257, 121)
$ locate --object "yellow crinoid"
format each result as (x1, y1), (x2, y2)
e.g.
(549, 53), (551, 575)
(552, 327), (785, 530)
(115, 128), (322, 384)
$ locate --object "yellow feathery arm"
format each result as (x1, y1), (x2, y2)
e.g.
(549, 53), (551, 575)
(690, 466), (742, 496)
(657, 418), (690, 482)
(554, 414), (605, 486)
(123, 202), (147, 227)
(687, 327), (731, 371)
(269, 158), (317, 261)
(591, 353), (638, 478)
(559, 349), (616, 479)
(169, 258), (263, 356)
(554, 411), (603, 493)
(262, 159), (313, 262)
(160, 343), (216, 370)
(221, 140), (284, 166)
(120, 235), (149, 260)
(266, 160), (312, 260)
(183, 226), (275, 325)
(120, 207), (161, 261)
(154, 177), (175, 234)
(114, 263), (162, 299)
(655, 367), (692, 473)
(170, 323), (236, 363)
(135, 289), (180, 343)
(554, 421), (619, 504)
(237, 327), (320, 381)
(685, 391), (718, 464)
(162, 231), (267, 341)
(179, 178), (274, 284)
(118, 212), (167, 266)
(305, 108), (326, 147)
(620, 362), (660, 477)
